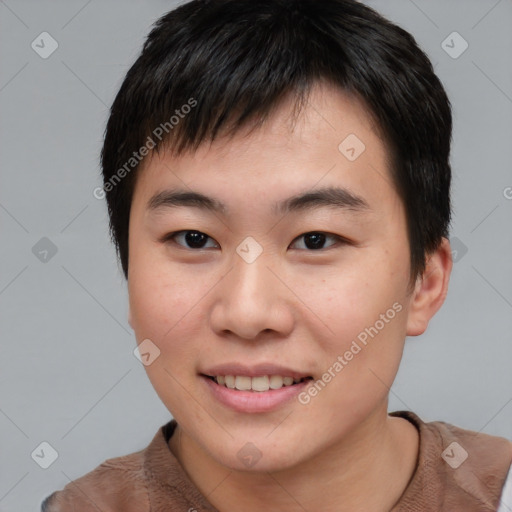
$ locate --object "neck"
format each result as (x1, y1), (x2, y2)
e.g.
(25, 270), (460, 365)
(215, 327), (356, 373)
(169, 404), (419, 512)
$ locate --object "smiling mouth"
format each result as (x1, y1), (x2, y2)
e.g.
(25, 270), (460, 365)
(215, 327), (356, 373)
(202, 374), (313, 392)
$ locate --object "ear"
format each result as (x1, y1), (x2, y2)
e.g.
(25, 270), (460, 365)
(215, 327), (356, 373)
(406, 237), (453, 337)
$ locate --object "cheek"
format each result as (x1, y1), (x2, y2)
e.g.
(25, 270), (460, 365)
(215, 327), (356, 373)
(296, 256), (408, 369)
(293, 265), (381, 342)
(129, 270), (200, 341)
(127, 253), (230, 384)
(128, 242), (197, 340)
(128, 261), (208, 405)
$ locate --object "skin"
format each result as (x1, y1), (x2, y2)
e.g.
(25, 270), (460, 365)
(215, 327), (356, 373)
(127, 81), (453, 511)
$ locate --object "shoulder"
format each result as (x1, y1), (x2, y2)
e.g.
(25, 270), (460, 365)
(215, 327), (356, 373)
(430, 417), (512, 466)
(391, 410), (512, 510)
(394, 410), (512, 463)
(419, 412), (512, 483)
(40, 448), (150, 512)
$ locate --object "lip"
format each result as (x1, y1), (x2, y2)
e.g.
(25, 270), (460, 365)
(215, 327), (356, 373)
(201, 363), (311, 380)
(201, 374), (312, 413)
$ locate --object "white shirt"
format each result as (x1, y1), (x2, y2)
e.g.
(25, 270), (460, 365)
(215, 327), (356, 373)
(498, 465), (512, 512)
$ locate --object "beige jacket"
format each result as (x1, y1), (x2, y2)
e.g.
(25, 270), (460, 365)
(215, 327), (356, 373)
(41, 410), (512, 511)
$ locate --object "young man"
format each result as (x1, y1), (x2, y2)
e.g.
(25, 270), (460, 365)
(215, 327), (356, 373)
(42, 0), (512, 510)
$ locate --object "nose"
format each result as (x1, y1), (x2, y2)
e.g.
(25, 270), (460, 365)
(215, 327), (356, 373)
(209, 251), (295, 341)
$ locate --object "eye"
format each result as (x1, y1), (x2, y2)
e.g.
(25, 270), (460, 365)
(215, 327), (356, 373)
(289, 231), (345, 251)
(163, 230), (219, 250)
(162, 230), (347, 251)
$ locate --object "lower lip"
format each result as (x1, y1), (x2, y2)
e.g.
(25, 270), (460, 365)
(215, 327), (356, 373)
(201, 375), (311, 413)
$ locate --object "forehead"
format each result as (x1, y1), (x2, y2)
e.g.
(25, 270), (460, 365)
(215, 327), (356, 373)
(132, 82), (396, 217)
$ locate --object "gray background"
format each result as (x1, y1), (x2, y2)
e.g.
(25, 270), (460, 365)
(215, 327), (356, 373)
(1, 0), (511, 510)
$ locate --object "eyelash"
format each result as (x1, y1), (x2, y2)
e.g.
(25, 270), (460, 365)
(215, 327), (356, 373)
(161, 230), (349, 251)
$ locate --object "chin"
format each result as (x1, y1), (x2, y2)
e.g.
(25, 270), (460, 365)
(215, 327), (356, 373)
(208, 438), (309, 474)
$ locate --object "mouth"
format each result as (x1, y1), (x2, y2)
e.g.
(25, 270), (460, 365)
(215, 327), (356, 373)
(199, 363), (315, 412)
(202, 374), (314, 392)
(201, 373), (314, 413)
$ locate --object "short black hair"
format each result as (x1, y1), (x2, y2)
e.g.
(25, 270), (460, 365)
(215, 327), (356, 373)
(100, 0), (452, 285)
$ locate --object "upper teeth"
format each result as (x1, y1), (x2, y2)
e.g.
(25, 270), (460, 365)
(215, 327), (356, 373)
(214, 375), (303, 392)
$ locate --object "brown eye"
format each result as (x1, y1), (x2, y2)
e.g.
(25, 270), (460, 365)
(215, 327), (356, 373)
(290, 232), (342, 250)
(165, 230), (219, 249)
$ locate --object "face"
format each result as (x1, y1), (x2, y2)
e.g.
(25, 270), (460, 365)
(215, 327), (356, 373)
(128, 82), (419, 472)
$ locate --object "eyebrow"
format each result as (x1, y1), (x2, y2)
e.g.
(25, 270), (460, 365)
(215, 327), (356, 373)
(146, 186), (371, 216)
